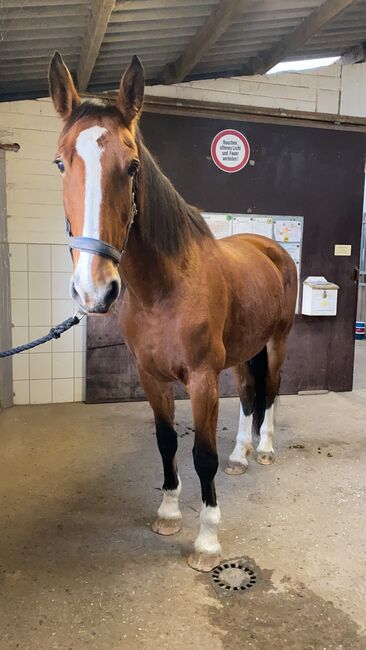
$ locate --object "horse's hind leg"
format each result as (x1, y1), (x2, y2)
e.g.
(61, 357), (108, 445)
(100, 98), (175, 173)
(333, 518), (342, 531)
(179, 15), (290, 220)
(138, 366), (182, 536)
(225, 362), (255, 475)
(256, 335), (288, 466)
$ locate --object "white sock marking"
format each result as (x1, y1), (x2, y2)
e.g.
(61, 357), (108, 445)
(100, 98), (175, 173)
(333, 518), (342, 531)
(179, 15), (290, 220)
(157, 476), (182, 521)
(257, 404), (275, 453)
(194, 504), (221, 556)
(229, 404), (253, 467)
(74, 126), (107, 295)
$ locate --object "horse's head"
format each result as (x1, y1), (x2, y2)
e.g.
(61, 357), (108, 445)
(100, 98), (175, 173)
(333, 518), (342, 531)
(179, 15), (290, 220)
(49, 52), (144, 313)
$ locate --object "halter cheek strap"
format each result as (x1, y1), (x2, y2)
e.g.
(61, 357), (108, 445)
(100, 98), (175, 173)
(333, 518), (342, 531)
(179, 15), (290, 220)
(65, 175), (138, 266)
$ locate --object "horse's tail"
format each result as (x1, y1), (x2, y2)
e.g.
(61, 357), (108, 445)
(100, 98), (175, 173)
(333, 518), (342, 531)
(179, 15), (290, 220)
(249, 346), (268, 435)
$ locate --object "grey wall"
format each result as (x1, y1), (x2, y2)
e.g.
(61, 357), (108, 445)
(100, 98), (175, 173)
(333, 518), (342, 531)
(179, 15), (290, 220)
(0, 150), (13, 409)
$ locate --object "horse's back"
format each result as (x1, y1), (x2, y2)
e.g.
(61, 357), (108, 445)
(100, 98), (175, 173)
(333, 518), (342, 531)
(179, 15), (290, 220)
(219, 233), (295, 277)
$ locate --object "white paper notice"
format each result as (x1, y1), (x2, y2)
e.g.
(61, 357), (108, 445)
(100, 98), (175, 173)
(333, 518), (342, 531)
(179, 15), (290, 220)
(274, 220), (302, 242)
(252, 217), (273, 238)
(281, 242), (301, 266)
(281, 242), (302, 313)
(203, 213), (232, 239)
(232, 216), (253, 235)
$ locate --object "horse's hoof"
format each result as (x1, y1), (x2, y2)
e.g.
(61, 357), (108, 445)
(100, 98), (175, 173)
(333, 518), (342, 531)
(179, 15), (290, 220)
(187, 552), (221, 572)
(224, 460), (248, 475)
(152, 517), (182, 536)
(256, 451), (275, 465)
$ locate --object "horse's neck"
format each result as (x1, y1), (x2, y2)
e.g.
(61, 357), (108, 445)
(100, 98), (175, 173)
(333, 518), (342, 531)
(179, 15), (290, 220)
(119, 230), (178, 305)
(119, 142), (212, 306)
(120, 154), (186, 305)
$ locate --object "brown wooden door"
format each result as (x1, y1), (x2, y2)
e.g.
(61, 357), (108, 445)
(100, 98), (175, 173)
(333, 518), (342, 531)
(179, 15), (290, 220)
(86, 111), (365, 403)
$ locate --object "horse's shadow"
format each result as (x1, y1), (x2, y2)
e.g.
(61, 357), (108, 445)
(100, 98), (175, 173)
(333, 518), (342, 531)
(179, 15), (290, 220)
(0, 430), (200, 581)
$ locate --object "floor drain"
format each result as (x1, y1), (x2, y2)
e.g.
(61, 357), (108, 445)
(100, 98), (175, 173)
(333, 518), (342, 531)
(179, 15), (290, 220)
(210, 558), (258, 595)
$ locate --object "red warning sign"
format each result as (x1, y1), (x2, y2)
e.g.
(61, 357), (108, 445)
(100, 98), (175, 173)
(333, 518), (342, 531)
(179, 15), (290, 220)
(211, 129), (250, 173)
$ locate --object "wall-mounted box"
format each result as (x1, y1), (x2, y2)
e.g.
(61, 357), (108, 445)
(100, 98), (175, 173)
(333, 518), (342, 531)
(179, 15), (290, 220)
(301, 277), (339, 316)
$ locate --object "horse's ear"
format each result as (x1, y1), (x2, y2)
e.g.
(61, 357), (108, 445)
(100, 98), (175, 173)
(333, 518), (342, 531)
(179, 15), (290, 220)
(116, 55), (144, 128)
(49, 51), (81, 121)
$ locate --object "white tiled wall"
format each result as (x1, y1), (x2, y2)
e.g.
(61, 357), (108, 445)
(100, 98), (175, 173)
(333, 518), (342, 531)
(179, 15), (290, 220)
(9, 243), (86, 405)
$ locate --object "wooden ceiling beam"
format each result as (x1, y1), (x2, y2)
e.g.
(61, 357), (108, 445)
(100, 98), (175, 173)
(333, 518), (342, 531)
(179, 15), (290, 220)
(241, 0), (358, 76)
(160, 0), (255, 84)
(77, 0), (116, 91)
(341, 41), (366, 64)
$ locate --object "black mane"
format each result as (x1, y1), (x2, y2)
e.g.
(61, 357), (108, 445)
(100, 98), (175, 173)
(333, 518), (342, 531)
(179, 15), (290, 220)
(137, 139), (213, 256)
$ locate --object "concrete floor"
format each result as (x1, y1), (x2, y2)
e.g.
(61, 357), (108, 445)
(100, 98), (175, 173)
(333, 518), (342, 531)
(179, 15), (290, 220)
(1, 382), (366, 650)
(354, 340), (366, 390)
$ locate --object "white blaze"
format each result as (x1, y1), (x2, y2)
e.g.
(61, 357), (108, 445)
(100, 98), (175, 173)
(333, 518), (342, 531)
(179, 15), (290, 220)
(76, 125), (107, 237)
(74, 125), (107, 293)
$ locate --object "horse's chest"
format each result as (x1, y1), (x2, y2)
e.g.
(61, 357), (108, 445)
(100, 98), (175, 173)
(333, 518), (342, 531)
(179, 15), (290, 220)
(122, 309), (180, 378)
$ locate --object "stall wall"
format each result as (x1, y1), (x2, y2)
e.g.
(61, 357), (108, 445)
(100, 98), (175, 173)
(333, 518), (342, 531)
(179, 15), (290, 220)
(1, 62), (366, 404)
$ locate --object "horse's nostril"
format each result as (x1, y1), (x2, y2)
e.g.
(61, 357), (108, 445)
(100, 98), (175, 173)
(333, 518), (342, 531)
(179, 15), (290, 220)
(105, 280), (120, 306)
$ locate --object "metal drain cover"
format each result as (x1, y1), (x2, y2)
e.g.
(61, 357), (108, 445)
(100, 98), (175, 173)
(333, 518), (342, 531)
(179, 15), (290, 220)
(210, 558), (258, 595)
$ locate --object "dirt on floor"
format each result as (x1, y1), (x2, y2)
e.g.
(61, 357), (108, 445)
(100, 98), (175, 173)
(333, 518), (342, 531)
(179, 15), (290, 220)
(0, 390), (365, 649)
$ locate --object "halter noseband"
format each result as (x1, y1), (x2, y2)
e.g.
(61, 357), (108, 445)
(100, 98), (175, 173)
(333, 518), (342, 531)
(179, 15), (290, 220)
(65, 174), (138, 266)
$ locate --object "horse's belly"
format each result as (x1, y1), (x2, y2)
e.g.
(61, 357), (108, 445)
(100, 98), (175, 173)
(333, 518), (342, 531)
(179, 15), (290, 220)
(223, 291), (283, 367)
(223, 326), (274, 367)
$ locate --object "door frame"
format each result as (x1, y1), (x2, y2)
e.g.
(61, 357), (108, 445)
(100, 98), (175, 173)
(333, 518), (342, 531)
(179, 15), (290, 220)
(0, 149), (13, 409)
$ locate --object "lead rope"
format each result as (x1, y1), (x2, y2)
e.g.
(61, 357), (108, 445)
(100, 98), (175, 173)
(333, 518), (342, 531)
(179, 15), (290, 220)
(0, 310), (86, 358)
(0, 175), (137, 358)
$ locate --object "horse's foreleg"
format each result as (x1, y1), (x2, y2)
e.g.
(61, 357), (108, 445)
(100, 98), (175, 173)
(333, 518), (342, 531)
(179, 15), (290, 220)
(138, 366), (182, 535)
(187, 370), (221, 572)
(256, 335), (287, 466)
(226, 362), (255, 475)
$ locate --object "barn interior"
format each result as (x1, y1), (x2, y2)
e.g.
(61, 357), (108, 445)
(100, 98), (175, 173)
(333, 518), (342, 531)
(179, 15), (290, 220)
(1, 1), (366, 648)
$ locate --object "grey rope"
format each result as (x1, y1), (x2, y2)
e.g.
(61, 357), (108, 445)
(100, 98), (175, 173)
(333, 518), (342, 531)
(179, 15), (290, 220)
(0, 313), (85, 358)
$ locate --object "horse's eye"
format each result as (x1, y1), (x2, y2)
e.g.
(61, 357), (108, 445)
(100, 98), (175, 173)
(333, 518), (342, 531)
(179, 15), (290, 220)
(128, 160), (139, 176)
(54, 159), (65, 173)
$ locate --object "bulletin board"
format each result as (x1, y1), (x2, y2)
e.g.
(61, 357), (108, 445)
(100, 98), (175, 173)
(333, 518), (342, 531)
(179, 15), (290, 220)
(203, 213), (304, 312)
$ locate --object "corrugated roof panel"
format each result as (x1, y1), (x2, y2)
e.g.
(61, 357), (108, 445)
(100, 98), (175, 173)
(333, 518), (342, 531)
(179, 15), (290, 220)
(194, 0), (325, 74)
(294, 0), (366, 58)
(92, 0), (285, 88)
(0, 1), (90, 98)
(88, 0), (218, 90)
(1, 0), (366, 99)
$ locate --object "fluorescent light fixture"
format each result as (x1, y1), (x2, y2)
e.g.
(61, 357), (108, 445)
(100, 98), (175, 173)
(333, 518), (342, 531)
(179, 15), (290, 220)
(267, 56), (340, 75)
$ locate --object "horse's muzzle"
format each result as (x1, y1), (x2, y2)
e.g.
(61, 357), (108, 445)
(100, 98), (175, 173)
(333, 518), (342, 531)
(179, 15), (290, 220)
(71, 278), (121, 313)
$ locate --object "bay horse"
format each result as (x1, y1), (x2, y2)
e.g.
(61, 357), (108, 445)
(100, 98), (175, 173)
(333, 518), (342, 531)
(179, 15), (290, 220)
(49, 52), (297, 572)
